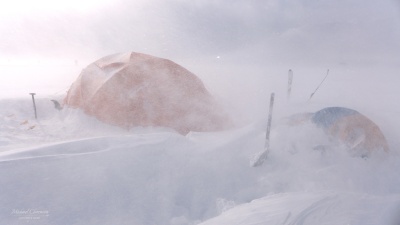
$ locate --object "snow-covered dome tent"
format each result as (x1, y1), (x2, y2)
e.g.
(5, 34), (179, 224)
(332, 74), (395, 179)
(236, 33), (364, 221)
(288, 107), (389, 156)
(64, 52), (231, 134)
(311, 107), (389, 154)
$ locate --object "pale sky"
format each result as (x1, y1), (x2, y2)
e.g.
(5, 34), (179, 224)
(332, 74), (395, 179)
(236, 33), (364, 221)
(0, 0), (400, 97)
(1, 0), (399, 62)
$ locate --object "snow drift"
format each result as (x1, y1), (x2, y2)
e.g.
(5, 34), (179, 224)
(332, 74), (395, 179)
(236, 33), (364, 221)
(1, 65), (400, 225)
(1, 98), (400, 225)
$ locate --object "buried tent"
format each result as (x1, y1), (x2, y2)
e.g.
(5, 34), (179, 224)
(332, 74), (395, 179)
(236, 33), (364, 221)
(289, 107), (389, 155)
(64, 52), (231, 134)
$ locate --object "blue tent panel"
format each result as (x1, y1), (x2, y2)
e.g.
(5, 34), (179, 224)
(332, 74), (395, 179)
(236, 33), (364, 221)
(310, 107), (389, 154)
(312, 107), (359, 129)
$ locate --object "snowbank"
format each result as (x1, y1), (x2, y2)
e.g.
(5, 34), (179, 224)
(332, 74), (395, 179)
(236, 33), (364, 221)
(199, 191), (400, 225)
(1, 66), (400, 225)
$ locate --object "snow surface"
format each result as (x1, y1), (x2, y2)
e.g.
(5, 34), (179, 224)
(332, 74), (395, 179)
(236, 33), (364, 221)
(1, 67), (400, 225)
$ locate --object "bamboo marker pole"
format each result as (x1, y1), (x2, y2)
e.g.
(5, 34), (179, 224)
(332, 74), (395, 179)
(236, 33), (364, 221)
(252, 92), (275, 167)
(30, 93), (37, 119)
(287, 69), (293, 100)
(309, 69), (329, 101)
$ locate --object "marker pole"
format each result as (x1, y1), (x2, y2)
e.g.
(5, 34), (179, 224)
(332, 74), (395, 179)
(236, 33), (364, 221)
(29, 93), (37, 119)
(288, 69), (293, 100)
(252, 92), (275, 167)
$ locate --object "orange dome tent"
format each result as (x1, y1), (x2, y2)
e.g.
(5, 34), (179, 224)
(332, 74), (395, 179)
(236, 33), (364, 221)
(64, 52), (231, 134)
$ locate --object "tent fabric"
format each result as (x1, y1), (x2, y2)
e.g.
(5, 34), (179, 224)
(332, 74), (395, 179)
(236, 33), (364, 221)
(311, 107), (389, 153)
(64, 52), (231, 134)
(312, 107), (359, 128)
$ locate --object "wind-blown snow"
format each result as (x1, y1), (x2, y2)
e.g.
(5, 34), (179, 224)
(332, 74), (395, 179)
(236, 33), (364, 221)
(1, 66), (400, 225)
(1, 0), (399, 223)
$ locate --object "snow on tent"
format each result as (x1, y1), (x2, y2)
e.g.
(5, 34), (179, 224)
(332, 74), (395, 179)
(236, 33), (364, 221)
(64, 52), (231, 134)
(289, 107), (389, 156)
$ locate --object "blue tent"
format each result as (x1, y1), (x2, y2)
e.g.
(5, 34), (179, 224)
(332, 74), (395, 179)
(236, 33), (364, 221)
(289, 107), (389, 155)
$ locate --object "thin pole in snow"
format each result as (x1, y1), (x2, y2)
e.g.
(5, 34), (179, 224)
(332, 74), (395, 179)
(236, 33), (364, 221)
(309, 69), (329, 101)
(30, 93), (37, 119)
(252, 92), (275, 167)
(287, 69), (293, 100)
(265, 92), (275, 148)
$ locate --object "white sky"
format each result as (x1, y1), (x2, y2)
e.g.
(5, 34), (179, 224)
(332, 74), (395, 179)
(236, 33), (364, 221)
(0, 0), (400, 98)
(0, 0), (113, 15)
